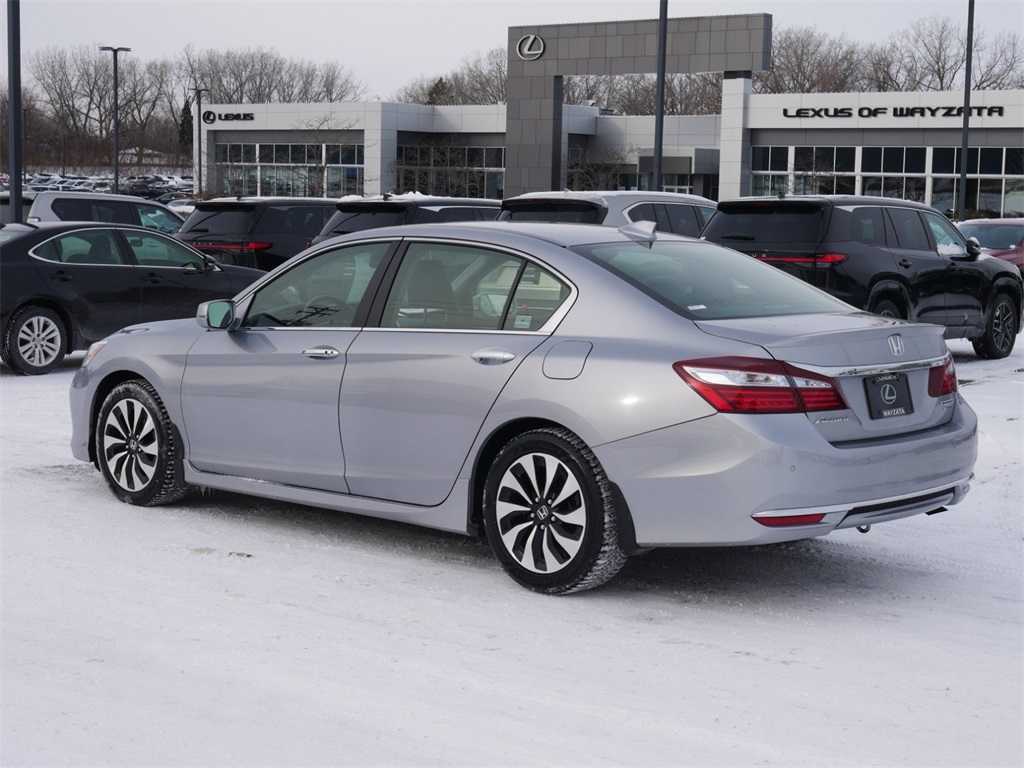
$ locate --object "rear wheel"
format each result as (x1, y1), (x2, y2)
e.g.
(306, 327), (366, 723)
(2, 306), (66, 375)
(483, 428), (627, 594)
(95, 380), (191, 506)
(972, 294), (1017, 359)
(871, 298), (904, 319)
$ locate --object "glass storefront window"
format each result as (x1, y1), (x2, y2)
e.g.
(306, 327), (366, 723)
(905, 147), (925, 174)
(1004, 178), (1023, 217)
(836, 147), (855, 173)
(862, 176), (882, 197)
(862, 147), (882, 173)
(979, 148), (1003, 175)
(883, 177), (904, 198)
(978, 179), (1003, 216)
(883, 147), (903, 174)
(932, 148), (956, 174)
(1006, 148), (1023, 176)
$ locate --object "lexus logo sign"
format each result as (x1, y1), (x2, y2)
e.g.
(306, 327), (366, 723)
(202, 110), (216, 124)
(516, 34), (545, 61)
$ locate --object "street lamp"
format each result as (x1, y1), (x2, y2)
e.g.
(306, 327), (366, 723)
(193, 86), (209, 198)
(100, 45), (131, 193)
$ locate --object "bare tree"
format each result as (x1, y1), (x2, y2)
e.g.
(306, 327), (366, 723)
(755, 26), (865, 93)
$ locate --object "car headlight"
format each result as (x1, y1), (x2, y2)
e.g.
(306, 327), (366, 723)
(82, 340), (108, 367)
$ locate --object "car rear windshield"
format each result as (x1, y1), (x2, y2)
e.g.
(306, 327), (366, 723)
(180, 205), (258, 235)
(574, 240), (848, 320)
(702, 202), (827, 244)
(501, 202), (604, 224)
(321, 204), (408, 236)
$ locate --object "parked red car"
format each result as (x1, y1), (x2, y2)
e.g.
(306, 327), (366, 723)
(958, 218), (1024, 275)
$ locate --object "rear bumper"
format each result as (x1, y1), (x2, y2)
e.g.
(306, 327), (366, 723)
(594, 395), (978, 547)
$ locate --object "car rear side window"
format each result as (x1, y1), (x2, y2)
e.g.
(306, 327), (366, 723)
(181, 206), (258, 235)
(664, 204), (701, 237)
(33, 230), (125, 265)
(501, 202), (603, 224)
(52, 198), (133, 225)
(886, 208), (931, 251)
(575, 240), (847, 320)
(322, 206), (407, 235)
(850, 207), (886, 246)
(701, 202), (826, 243)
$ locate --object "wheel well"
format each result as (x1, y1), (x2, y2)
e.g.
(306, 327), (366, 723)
(992, 282), (1023, 332)
(87, 371), (149, 464)
(468, 417), (563, 536)
(870, 290), (906, 317)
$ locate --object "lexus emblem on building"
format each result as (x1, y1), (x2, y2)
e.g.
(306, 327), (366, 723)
(888, 334), (905, 356)
(516, 34), (545, 61)
(202, 111), (216, 124)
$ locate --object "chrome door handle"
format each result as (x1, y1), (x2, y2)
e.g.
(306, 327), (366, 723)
(471, 348), (517, 365)
(302, 346), (341, 359)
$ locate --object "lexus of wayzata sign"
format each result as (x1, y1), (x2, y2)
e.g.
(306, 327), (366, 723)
(517, 35), (545, 61)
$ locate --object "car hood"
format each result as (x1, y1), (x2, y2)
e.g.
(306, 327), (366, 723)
(695, 312), (947, 367)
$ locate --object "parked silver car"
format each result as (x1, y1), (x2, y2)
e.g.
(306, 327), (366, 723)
(500, 190), (717, 237)
(70, 221), (976, 593)
(27, 191), (185, 234)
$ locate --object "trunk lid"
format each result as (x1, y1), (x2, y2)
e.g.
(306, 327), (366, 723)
(696, 313), (955, 443)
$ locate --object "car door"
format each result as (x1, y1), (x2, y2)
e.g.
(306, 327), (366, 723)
(28, 228), (142, 341)
(921, 210), (986, 330)
(118, 230), (241, 323)
(179, 240), (394, 492)
(883, 207), (951, 324)
(339, 241), (572, 506)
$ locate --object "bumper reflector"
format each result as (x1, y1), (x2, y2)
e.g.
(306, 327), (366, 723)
(753, 513), (826, 527)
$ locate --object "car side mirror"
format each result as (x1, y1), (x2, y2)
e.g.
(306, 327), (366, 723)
(197, 299), (236, 330)
(965, 236), (982, 259)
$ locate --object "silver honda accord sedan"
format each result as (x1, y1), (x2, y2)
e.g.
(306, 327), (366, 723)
(70, 221), (977, 594)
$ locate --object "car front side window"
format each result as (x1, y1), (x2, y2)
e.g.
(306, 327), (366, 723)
(923, 212), (968, 257)
(243, 241), (391, 328)
(124, 232), (205, 269)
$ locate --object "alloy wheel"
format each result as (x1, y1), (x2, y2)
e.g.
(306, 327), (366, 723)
(991, 301), (1014, 353)
(102, 398), (160, 492)
(495, 452), (587, 574)
(17, 315), (62, 368)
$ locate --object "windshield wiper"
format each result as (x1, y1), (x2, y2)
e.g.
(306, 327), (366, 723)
(718, 234), (755, 241)
(188, 227), (209, 233)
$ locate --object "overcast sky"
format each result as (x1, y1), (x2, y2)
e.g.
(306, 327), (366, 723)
(2, 0), (1021, 99)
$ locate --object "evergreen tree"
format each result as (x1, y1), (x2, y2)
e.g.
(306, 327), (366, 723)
(178, 96), (193, 153)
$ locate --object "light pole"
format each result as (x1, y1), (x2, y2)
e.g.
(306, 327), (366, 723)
(100, 45), (131, 193)
(193, 86), (209, 198)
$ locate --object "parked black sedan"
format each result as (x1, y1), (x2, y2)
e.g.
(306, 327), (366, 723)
(1, 222), (263, 374)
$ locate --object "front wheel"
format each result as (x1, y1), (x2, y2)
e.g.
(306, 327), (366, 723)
(972, 294), (1018, 359)
(95, 380), (191, 506)
(483, 428), (627, 594)
(2, 306), (66, 375)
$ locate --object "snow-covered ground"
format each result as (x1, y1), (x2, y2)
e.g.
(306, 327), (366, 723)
(1, 339), (1021, 767)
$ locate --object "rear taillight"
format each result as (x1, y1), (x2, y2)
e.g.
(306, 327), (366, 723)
(758, 252), (847, 265)
(928, 356), (958, 397)
(193, 241), (272, 253)
(673, 356), (847, 414)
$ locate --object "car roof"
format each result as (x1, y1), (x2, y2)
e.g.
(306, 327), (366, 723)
(335, 194), (500, 207)
(29, 190), (164, 204)
(503, 190), (717, 206)
(201, 196), (340, 205)
(316, 219), (697, 250)
(719, 195), (936, 211)
(957, 218), (1024, 225)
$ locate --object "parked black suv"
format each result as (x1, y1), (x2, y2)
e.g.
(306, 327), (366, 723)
(310, 194), (500, 247)
(702, 195), (1023, 358)
(176, 197), (339, 270)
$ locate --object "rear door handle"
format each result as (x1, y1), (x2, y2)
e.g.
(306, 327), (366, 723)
(898, 259), (913, 268)
(51, 271), (73, 282)
(471, 348), (517, 365)
(303, 346), (341, 359)
(142, 273), (163, 284)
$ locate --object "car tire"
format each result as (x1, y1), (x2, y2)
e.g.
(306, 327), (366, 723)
(95, 380), (191, 506)
(972, 293), (1017, 359)
(2, 306), (66, 375)
(872, 298), (904, 319)
(483, 427), (627, 594)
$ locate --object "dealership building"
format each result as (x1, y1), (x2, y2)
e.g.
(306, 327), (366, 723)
(196, 14), (1024, 217)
